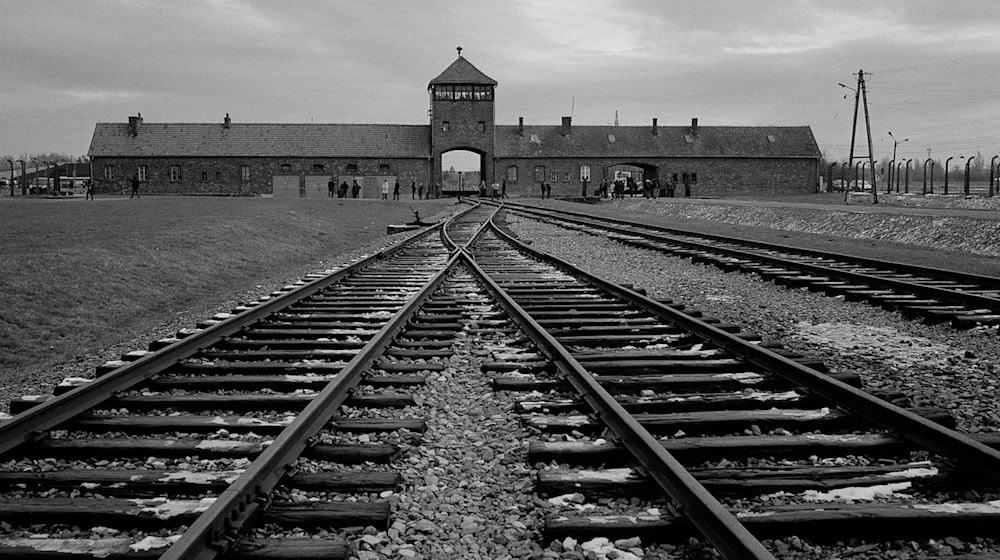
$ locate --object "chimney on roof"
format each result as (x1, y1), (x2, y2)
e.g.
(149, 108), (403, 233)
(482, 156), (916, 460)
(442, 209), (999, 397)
(652, 118), (658, 136)
(690, 117), (699, 134)
(127, 113), (143, 137)
(224, 113), (231, 129)
(561, 116), (572, 136)
(518, 117), (524, 136)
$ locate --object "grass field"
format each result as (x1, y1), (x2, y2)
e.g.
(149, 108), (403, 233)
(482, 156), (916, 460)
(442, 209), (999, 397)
(0, 196), (450, 376)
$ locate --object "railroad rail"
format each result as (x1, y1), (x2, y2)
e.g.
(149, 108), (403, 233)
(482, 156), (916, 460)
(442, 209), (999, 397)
(1, 201), (999, 559)
(472, 208), (1000, 557)
(497, 200), (1000, 330)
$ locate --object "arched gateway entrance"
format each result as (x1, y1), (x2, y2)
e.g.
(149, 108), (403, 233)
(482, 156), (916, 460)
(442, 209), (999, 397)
(441, 148), (485, 196)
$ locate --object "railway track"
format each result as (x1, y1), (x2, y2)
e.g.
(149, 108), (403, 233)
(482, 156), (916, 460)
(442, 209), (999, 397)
(1, 201), (999, 559)
(497, 201), (1000, 330)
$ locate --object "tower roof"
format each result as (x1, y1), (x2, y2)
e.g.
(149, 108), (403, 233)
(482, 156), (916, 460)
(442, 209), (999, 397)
(429, 53), (497, 87)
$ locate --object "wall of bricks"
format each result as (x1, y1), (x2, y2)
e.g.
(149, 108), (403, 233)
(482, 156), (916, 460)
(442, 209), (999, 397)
(91, 157), (431, 195)
(495, 156), (819, 198)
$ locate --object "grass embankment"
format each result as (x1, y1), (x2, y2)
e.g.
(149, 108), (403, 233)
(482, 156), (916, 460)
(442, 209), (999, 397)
(0, 197), (448, 377)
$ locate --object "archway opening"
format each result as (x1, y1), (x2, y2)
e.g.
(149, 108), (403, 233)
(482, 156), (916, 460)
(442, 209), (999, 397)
(605, 162), (659, 195)
(441, 149), (484, 195)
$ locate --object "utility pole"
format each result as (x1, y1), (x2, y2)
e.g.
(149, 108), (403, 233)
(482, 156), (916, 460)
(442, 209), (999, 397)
(841, 69), (878, 203)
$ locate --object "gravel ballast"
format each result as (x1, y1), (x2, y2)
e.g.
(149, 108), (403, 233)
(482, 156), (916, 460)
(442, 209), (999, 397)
(505, 214), (1000, 434)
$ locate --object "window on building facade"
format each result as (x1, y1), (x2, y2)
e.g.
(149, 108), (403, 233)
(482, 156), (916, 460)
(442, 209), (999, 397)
(478, 121), (486, 133)
(201, 171), (208, 182)
(533, 166), (545, 182)
(104, 164), (116, 180)
(169, 165), (182, 182)
(137, 164), (147, 181)
(579, 165), (590, 182)
(346, 163), (358, 173)
(506, 165), (518, 182)
(280, 163), (292, 173)
(473, 86), (493, 101)
(241, 166), (250, 182)
(378, 164), (390, 174)
(442, 121), (449, 132)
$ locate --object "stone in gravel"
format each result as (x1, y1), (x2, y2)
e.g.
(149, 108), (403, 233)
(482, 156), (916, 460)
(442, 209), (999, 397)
(413, 519), (436, 533)
(614, 537), (641, 548)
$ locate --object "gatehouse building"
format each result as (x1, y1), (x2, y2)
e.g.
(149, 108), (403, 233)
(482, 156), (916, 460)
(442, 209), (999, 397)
(88, 51), (821, 198)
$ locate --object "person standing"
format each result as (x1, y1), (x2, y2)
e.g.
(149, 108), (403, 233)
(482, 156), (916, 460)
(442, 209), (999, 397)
(393, 180), (400, 201)
(129, 175), (141, 199)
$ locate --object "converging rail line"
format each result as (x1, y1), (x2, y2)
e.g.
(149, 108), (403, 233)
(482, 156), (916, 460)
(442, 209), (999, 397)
(498, 201), (1000, 330)
(1, 202), (999, 559)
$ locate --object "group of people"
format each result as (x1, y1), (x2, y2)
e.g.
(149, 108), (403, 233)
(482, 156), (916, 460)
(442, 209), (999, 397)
(477, 179), (509, 199)
(326, 179), (361, 198)
(595, 175), (690, 199)
(327, 178), (433, 200)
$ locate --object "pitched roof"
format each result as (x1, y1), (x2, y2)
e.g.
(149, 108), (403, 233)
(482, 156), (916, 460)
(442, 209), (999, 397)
(428, 56), (497, 86)
(88, 123), (431, 158)
(495, 125), (820, 159)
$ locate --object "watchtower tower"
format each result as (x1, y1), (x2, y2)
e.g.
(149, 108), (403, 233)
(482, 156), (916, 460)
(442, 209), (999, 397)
(428, 48), (497, 189)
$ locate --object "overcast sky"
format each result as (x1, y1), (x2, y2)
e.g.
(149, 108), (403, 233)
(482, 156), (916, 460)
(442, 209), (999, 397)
(3, 0), (1000, 166)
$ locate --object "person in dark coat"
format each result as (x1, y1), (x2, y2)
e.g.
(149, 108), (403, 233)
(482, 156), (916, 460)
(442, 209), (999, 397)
(129, 175), (141, 199)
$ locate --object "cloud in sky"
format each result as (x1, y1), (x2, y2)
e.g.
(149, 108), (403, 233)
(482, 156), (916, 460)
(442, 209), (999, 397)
(2, 0), (1000, 163)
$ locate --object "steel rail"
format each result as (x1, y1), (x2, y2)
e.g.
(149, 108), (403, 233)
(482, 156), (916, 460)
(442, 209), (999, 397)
(501, 202), (1000, 301)
(161, 247), (463, 560)
(485, 214), (1000, 481)
(456, 211), (776, 559)
(0, 223), (441, 456)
